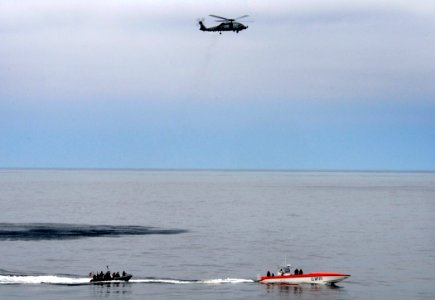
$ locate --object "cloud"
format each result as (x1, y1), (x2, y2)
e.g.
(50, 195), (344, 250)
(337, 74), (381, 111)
(1, 0), (435, 104)
(2, 0), (435, 31)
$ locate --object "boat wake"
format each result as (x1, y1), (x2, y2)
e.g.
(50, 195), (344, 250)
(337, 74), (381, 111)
(0, 275), (254, 285)
(131, 278), (254, 284)
(0, 275), (90, 285)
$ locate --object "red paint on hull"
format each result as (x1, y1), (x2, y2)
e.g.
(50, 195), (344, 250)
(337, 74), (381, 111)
(258, 272), (350, 285)
(259, 272), (348, 281)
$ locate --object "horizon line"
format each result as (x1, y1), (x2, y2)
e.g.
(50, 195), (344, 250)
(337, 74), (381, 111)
(0, 167), (434, 173)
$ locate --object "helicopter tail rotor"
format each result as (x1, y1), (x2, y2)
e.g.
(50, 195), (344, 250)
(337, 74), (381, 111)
(196, 18), (207, 31)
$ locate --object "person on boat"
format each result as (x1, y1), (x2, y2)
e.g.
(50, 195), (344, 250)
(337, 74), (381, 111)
(284, 265), (291, 274)
(104, 271), (111, 280)
(267, 271), (271, 277)
(295, 269), (299, 275)
(122, 271), (126, 277)
(299, 269), (303, 275)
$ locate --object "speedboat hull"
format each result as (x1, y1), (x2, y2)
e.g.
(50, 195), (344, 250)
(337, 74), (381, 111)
(258, 272), (350, 285)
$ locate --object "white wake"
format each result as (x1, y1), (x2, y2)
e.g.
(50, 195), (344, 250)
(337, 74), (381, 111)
(200, 278), (255, 284)
(0, 275), (89, 285)
(131, 278), (254, 284)
(0, 275), (254, 285)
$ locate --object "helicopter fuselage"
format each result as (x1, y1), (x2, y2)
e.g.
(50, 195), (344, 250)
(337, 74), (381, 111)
(199, 21), (248, 33)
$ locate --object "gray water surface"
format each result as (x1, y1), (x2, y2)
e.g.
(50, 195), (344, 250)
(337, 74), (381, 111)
(1, 170), (434, 299)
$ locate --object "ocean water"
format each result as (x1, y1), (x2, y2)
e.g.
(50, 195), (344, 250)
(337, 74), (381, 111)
(0, 170), (434, 299)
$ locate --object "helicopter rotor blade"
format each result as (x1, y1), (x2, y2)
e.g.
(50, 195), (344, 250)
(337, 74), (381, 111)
(235, 15), (249, 20)
(209, 14), (233, 21)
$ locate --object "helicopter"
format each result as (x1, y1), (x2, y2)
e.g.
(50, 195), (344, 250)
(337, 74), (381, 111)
(198, 15), (249, 34)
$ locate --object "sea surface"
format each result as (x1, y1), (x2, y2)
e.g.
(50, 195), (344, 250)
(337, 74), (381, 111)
(0, 170), (434, 299)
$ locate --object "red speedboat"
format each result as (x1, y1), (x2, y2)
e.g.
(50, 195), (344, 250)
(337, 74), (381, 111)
(258, 264), (350, 285)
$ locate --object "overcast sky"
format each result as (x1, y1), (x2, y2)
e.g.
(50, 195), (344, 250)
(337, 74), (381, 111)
(1, 0), (434, 170)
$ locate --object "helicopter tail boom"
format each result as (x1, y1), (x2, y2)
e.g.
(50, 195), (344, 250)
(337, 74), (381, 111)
(198, 20), (208, 31)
